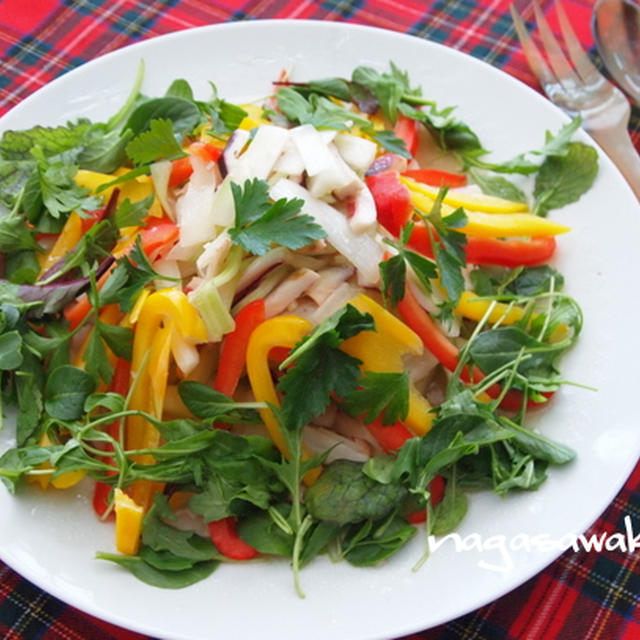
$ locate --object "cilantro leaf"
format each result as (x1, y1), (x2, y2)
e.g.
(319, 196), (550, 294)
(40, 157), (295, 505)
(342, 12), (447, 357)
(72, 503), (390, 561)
(229, 178), (325, 256)
(533, 142), (598, 216)
(125, 118), (187, 166)
(344, 371), (410, 425)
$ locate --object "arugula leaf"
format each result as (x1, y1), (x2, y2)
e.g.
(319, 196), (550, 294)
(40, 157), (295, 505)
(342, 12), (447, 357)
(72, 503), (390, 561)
(143, 495), (223, 560)
(342, 515), (416, 566)
(125, 118), (187, 166)
(165, 78), (195, 101)
(343, 371), (409, 425)
(533, 142), (598, 216)
(229, 178), (326, 256)
(236, 505), (295, 557)
(77, 128), (133, 174)
(468, 169), (526, 203)
(506, 266), (564, 297)
(468, 326), (566, 381)
(124, 96), (202, 138)
(96, 553), (218, 589)
(0, 213), (41, 253)
(177, 381), (261, 424)
(44, 364), (96, 421)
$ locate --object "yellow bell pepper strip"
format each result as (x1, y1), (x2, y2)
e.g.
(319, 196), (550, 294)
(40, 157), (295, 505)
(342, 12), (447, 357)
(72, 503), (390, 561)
(340, 294), (434, 436)
(246, 315), (322, 485)
(246, 315), (313, 457)
(28, 433), (86, 490)
(455, 291), (569, 343)
(126, 289), (208, 511)
(456, 291), (527, 325)
(37, 212), (83, 272)
(407, 188), (570, 238)
(114, 488), (144, 555)
(401, 175), (529, 213)
(74, 169), (163, 217)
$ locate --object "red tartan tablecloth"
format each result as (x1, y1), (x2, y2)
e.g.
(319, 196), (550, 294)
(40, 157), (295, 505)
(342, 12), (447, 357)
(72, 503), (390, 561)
(0, 1), (639, 639)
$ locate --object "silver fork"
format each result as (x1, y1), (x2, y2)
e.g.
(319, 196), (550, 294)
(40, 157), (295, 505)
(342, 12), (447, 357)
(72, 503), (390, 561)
(510, 0), (640, 200)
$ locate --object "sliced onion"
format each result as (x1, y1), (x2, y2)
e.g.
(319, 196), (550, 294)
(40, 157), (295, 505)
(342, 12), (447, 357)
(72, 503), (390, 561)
(307, 265), (355, 305)
(303, 425), (371, 463)
(264, 267), (321, 318)
(270, 179), (383, 286)
(150, 160), (174, 220)
(334, 133), (377, 173)
(229, 125), (289, 182)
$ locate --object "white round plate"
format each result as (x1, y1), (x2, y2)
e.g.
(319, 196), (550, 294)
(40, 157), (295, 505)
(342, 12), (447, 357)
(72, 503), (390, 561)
(1, 20), (639, 640)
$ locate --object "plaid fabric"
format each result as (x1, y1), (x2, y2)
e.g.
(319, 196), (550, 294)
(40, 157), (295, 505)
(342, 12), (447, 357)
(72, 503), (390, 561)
(0, 1), (639, 639)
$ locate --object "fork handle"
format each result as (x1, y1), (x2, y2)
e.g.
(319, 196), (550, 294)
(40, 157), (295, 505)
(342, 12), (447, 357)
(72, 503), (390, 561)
(590, 124), (640, 201)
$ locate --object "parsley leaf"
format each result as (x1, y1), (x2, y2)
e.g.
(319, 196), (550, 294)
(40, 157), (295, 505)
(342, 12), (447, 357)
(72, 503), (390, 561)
(533, 142), (598, 216)
(125, 118), (187, 166)
(418, 189), (467, 304)
(229, 178), (326, 256)
(25, 148), (101, 226)
(112, 194), (153, 228)
(344, 371), (409, 425)
(100, 236), (174, 312)
(380, 223), (438, 308)
(277, 304), (374, 432)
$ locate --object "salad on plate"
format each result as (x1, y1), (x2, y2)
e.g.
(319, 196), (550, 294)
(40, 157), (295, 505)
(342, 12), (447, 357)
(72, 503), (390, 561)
(0, 62), (598, 595)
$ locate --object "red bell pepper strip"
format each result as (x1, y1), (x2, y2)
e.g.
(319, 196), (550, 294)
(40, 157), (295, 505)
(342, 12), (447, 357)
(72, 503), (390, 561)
(394, 115), (420, 157)
(402, 169), (467, 188)
(168, 157), (192, 188)
(407, 222), (556, 268)
(214, 299), (266, 397)
(464, 235), (557, 268)
(93, 359), (131, 519)
(208, 517), (258, 560)
(366, 172), (413, 237)
(139, 218), (179, 262)
(168, 142), (223, 188)
(365, 416), (414, 453)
